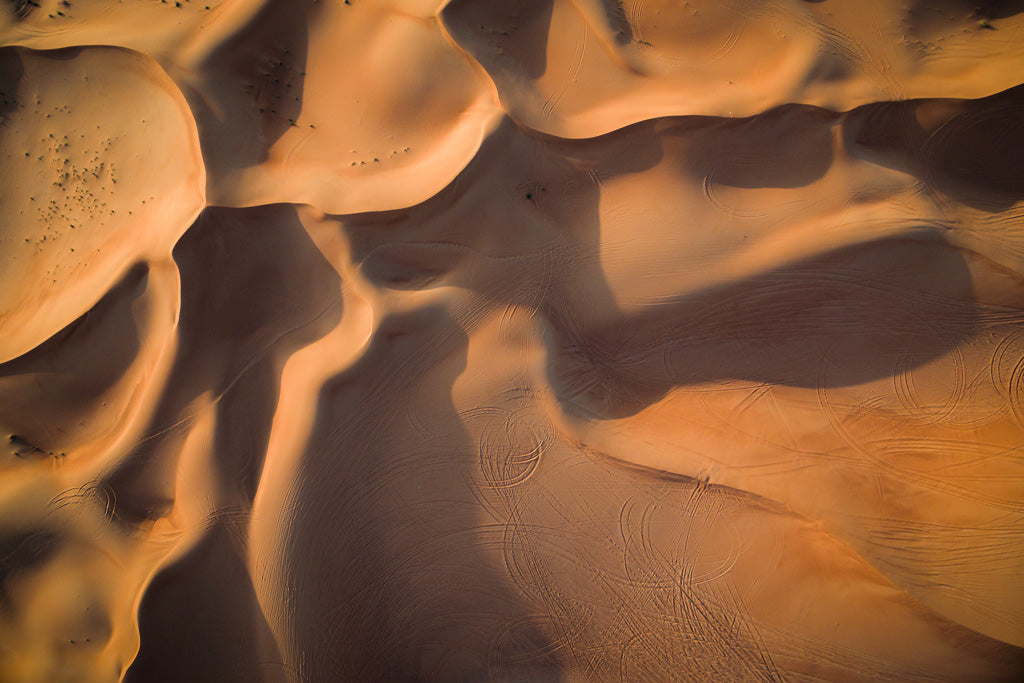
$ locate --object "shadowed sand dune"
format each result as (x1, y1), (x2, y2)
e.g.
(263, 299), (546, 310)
(1, 0), (1024, 681)
(0, 45), (204, 362)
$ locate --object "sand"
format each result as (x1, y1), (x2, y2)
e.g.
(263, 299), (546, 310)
(0, 0), (1022, 680)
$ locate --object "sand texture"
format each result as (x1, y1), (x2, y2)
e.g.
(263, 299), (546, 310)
(1, 0), (1023, 680)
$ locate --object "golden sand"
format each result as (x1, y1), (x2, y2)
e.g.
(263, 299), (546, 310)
(1, 0), (1023, 680)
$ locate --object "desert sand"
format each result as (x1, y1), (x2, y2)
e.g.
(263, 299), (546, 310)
(1, 0), (1023, 680)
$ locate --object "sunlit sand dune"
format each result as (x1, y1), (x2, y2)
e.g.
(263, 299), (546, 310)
(1, 0), (1023, 680)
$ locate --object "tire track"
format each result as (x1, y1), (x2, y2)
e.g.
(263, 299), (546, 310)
(541, 6), (586, 121)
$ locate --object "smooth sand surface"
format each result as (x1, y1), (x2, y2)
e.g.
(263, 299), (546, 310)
(1, 0), (1023, 680)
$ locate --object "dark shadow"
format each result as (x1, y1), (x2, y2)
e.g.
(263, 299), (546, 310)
(105, 206), (342, 678)
(0, 47), (24, 122)
(281, 306), (563, 680)
(843, 84), (1024, 211)
(544, 234), (980, 419)
(115, 86), (1017, 678)
(533, 96), (990, 418)
(33, 47), (83, 62)
(972, 0), (1024, 19)
(126, 524), (284, 683)
(344, 116), (663, 272)
(0, 261), (146, 382)
(3, 0), (37, 20)
(188, 0), (323, 172)
(521, 95), (1005, 419)
(212, 358), (283, 502)
(344, 105), (986, 426)
(358, 241), (470, 291)
(0, 263), (148, 459)
(0, 530), (59, 612)
(103, 204), (341, 529)
(599, 0), (634, 45)
(929, 0), (1024, 20)
(683, 103), (837, 189)
(442, 0), (555, 80)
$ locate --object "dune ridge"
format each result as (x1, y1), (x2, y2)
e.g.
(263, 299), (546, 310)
(1, 0), (1023, 680)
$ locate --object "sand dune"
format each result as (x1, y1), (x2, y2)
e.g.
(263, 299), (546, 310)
(442, 0), (1024, 136)
(1, 0), (1023, 680)
(0, 45), (204, 362)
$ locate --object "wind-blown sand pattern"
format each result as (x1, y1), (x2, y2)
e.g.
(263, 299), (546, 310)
(1, 0), (1023, 680)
